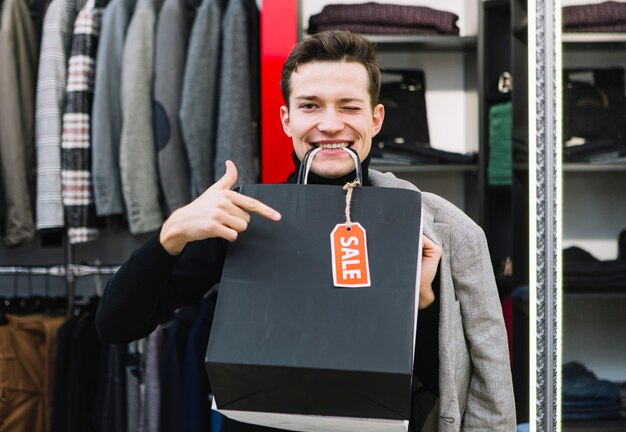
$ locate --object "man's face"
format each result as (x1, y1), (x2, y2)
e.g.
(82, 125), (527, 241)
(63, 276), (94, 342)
(280, 61), (384, 179)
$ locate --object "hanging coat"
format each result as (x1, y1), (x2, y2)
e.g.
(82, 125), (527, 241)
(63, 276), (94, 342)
(214, 0), (259, 184)
(92, 0), (138, 216)
(35, 0), (87, 231)
(61, 0), (104, 244)
(119, 0), (165, 234)
(180, 0), (223, 196)
(153, 0), (196, 214)
(0, 0), (38, 247)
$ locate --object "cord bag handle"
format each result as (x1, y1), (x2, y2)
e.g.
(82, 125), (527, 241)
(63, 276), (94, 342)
(297, 147), (371, 288)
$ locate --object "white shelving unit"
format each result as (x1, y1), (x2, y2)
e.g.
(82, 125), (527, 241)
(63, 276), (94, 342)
(298, 0), (482, 219)
(561, 32), (626, 432)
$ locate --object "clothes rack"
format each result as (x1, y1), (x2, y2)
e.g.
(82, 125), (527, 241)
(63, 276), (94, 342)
(0, 263), (120, 314)
(0, 264), (120, 277)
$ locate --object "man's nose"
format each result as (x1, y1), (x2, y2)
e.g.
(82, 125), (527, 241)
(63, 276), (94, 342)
(317, 109), (344, 133)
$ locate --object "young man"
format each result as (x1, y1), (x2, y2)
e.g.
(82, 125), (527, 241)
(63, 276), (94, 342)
(96, 30), (516, 431)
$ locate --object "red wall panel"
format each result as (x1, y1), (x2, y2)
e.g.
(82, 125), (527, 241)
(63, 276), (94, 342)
(260, 0), (298, 183)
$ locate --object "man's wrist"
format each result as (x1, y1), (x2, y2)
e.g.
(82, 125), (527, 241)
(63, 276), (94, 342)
(159, 215), (186, 256)
(418, 284), (436, 310)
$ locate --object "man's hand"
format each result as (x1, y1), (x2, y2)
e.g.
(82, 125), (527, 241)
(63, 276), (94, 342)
(419, 234), (442, 309)
(159, 160), (282, 255)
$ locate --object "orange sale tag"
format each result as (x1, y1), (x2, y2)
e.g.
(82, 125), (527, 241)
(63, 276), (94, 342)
(330, 223), (371, 288)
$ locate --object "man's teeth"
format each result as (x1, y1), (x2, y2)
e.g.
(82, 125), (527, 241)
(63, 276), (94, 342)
(317, 143), (349, 149)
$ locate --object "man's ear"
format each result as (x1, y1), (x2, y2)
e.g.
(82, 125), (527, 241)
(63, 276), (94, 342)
(280, 106), (292, 137)
(371, 103), (385, 137)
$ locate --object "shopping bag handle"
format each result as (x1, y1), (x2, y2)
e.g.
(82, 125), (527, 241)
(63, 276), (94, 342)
(296, 147), (363, 185)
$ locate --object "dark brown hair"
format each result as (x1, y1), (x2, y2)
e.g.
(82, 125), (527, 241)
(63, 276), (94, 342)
(280, 30), (381, 108)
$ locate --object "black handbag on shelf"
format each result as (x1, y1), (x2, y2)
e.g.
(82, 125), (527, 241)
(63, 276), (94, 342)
(563, 68), (626, 146)
(373, 69), (430, 157)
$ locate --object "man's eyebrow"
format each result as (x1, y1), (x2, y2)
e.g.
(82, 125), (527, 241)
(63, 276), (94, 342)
(338, 97), (366, 104)
(294, 95), (366, 104)
(294, 95), (320, 101)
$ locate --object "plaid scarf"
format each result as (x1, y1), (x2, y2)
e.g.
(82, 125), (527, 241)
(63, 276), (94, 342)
(61, 0), (103, 243)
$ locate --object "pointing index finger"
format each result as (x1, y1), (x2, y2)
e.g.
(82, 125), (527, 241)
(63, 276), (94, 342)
(233, 193), (281, 221)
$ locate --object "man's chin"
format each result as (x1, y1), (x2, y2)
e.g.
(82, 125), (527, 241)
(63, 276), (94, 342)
(310, 162), (354, 179)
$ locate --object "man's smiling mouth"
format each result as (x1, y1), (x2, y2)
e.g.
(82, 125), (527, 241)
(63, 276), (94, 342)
(312, 142), (352, 150)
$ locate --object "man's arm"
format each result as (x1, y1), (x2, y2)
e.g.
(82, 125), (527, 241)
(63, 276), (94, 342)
(95, 231), (228, 344)
(96, 161), (281, 344)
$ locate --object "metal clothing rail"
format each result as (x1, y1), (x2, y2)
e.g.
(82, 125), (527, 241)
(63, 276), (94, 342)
(1, 231), (124, 314)
(0, 264), (120, 276)
(0, 264), (120, 315)
(0, 265), (66, 276)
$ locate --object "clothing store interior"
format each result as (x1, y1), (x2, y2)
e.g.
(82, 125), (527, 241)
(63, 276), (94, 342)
(1, 0), (625, 431)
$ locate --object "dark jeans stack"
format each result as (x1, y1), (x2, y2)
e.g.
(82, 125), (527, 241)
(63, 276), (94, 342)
(563, 243), (626, 293)
(562, 362), (623, 420)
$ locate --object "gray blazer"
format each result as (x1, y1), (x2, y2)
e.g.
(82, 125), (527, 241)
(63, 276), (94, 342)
(214, 0), (257, 184)
(370, 170), (516, 431)
(180, 0), (222, 197)
(92, 0), (137, 216)
(119, 0), (164, 234)
(153, 0), (193, 214)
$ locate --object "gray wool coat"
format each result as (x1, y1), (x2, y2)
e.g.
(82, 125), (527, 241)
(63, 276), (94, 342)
(0, 0), (38, 246)
(370, 170), (516, 431)
(119, 0), (164, 234)
(214, 0), (258, 184)
(92, 0), (137, 217)
(180, 0), (223, 197)
(153, 0), (194, 214)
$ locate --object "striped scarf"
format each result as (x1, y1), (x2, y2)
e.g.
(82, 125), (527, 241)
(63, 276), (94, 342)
(61, 0), (103, 244)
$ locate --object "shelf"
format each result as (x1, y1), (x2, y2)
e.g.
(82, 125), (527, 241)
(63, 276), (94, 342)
(370, 163), (478, 174)
(563, 418), (626, 432)
(564, 287), (626, 296)
(300, 32), (477, 52)
(513, 163), (626, 172)
(368, 34), (477, 52)
(564, 163), (626, 172)
(563, 32), (626, 49)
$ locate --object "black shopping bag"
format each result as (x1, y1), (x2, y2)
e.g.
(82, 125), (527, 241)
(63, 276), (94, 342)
(206, 149), (422, 432)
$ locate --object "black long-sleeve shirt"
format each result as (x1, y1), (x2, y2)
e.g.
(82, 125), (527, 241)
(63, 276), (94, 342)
(96, 231), (228, 343)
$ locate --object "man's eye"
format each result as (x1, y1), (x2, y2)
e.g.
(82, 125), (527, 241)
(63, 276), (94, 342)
(342, 106), (361, 111)
(300, 103), (317, 110)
